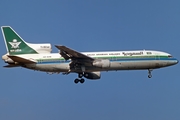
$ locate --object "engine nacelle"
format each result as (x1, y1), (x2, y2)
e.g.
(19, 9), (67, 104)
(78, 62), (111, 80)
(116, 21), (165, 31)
(2, 54), (15, 64)
(5, 58), (15, 64)
(3, 57), (15, 64)
(93, 59), (110, 68)
(84, 72), (101, 80)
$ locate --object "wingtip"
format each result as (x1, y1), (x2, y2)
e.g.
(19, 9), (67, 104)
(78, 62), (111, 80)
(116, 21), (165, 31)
(55, 45), (59, 48)
(55, 45), (63, 48)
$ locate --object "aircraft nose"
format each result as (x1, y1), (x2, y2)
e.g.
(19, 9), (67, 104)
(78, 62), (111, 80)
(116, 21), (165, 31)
(176, 59), (179, 64)
(172, 58), (178, 65)
(167, 58), (178, 66)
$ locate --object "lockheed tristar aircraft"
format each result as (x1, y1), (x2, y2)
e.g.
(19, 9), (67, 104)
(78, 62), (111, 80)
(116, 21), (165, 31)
(1, 26), (178, 83)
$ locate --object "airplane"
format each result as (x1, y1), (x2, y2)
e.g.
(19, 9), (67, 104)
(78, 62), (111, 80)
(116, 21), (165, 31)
(1, 26), (178, 84)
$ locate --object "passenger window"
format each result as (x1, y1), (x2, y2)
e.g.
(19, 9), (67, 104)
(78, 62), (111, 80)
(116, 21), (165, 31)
(146, 52), (152, 55)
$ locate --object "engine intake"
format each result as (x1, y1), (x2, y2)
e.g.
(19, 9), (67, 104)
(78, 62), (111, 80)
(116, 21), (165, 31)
(4, 58), (15, 64)
(2, 54), (15, 64)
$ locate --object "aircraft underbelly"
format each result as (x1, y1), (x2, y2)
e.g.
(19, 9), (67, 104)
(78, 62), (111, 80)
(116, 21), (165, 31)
(23, 60), (169, 72)
(109, 60), (168, 70)
(24, 63), (70, 72)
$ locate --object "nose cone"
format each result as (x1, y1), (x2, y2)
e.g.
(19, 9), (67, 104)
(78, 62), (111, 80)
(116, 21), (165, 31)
(165, 58), (178, 67)
(176, 59), (179, 64)
(170, 58), (178, 66)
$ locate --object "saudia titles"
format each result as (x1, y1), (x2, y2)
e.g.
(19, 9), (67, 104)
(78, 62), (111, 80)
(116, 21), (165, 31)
(122, 52), (143, 56)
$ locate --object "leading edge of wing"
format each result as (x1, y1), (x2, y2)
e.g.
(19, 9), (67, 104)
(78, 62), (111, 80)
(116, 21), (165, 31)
(55, 45), (94, 61)
(7, 55), (37, 64)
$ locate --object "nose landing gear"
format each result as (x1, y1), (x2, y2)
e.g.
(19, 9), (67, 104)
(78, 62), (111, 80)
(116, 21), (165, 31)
(148, 69), (153, 78)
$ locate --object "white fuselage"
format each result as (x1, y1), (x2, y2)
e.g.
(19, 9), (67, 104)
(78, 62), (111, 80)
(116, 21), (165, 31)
(11, 50), (178, 73)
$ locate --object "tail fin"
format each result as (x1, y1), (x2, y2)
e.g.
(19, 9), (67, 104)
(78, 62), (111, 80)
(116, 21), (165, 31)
(1, 26), (38, 55)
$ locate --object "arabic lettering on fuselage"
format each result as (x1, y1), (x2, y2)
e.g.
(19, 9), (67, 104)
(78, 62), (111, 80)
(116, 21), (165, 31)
(109, 53), (120, 55)
(122, 52), (143, 56)
(87, 52), (143, 56)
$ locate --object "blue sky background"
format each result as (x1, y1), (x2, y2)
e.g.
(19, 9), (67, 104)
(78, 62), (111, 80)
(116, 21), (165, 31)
(0, 0), (180, 120)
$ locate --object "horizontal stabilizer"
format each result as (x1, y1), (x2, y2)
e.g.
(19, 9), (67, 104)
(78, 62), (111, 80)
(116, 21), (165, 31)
(8, 55), (37, 64)
(3, 64), (20, 68)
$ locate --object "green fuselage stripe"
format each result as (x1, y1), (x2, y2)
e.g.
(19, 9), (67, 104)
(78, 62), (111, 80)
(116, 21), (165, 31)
(36, 55), (172, 64)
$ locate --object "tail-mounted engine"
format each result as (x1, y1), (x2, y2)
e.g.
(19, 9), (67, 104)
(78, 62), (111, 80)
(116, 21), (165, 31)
(2, 54), (14, 64)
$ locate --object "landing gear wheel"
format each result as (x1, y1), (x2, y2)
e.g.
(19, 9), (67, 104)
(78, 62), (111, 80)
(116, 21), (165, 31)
(148, 75), (152, 78)
(75, 73), (85, 84)
(80, 78), (85, 84)
(74, 79), (79, 84)
(78, 73), (83, 78)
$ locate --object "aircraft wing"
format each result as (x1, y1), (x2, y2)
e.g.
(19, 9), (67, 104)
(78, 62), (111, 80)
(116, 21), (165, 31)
(55, 45), (94, 61)
(8, 55), (37, 64)
(55, 45), (94, 67)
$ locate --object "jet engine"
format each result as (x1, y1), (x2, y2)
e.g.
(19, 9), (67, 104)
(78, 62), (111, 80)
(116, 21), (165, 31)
(2, 54), (15, 64)
(93, 59), (110, 68)
(4, 58), (15, 64)
(83, 72), (101, 80)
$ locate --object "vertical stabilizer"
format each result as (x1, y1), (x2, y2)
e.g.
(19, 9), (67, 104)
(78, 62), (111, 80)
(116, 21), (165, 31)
(1, 26), (38, 55)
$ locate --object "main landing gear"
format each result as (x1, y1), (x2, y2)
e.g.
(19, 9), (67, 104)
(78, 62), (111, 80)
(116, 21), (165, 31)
(74, 73), (85, 84)
(148, 69), (153, 78)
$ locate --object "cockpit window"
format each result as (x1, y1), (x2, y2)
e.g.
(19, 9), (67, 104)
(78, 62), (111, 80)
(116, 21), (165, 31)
(168, 55), (173, 58)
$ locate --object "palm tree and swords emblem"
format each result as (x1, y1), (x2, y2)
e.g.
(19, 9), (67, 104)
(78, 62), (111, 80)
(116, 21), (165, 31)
(8, 39), (21, 49)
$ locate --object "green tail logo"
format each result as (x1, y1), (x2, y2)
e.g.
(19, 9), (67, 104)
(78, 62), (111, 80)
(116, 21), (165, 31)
(1, 26), (38, 55)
